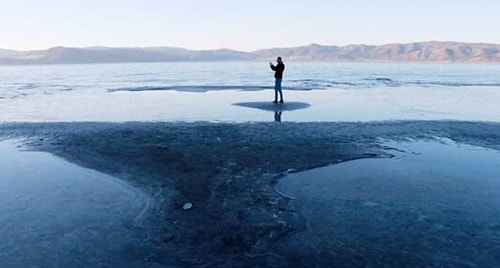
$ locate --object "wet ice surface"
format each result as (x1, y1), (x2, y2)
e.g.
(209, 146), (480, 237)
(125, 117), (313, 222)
(232, 101), (311, 112)
(0, 140), (153, 267)
(1, 86), (500, 122)
(276, 139), (500, 266)
(2, 62), (500, 122)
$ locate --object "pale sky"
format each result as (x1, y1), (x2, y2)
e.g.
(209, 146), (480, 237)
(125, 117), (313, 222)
(1, 0), (499, 51)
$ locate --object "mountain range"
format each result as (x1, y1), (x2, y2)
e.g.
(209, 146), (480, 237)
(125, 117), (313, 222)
(1, 41), (499, 64)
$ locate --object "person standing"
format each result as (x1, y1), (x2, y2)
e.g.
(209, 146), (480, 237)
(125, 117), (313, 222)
(270, 57), (285, 103)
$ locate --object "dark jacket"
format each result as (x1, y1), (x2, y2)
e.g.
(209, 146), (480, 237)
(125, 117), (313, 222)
(270, 62), (285, 79)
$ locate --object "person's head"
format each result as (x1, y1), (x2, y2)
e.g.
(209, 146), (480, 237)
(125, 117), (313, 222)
(277, 56), (282, 63)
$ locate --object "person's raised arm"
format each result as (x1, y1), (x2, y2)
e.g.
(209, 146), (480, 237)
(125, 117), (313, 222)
(270, 62), (276, 71)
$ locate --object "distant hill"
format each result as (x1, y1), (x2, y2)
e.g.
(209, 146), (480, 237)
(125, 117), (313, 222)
(0, 48), (21, 58)
(253, 42), (500, 62)
(1, 42), (499, 64)
(0, 46), (253, 64)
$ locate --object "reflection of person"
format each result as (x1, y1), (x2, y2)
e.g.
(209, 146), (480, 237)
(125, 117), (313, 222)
(274, 111), (282, 122)
(269, 57), (285, 103)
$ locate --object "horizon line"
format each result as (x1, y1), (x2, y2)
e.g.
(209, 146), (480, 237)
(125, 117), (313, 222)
(2, 40), (500, 52)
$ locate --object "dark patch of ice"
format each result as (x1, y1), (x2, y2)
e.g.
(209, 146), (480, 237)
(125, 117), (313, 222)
(233, 101), (311, 112)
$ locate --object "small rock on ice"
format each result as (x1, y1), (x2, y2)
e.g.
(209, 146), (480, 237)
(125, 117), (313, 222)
(183, 202), (193, 210)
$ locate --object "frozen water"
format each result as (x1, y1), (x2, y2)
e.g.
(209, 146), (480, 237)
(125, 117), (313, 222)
(0, 140), (153, 267)
(276, 139), (500, 266)
(1, 62), (500, 122)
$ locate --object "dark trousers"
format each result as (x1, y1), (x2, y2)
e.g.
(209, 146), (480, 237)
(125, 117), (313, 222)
(274, 78), (283, 101)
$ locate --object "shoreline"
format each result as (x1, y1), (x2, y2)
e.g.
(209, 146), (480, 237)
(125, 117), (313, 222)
(2, 120), (500, 266)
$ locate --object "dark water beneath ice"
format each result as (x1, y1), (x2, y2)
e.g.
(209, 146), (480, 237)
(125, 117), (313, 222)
(276, 139), (500, 266)
(0, 140), (153, 267)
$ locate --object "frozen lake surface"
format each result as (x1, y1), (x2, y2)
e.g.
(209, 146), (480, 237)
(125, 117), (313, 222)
(1, 61), (500, 266)
(0, 122), (499, 266)
(0, 140), (153, 267)
(276, 139), (500, 266)
(1, 62), (500, 122)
